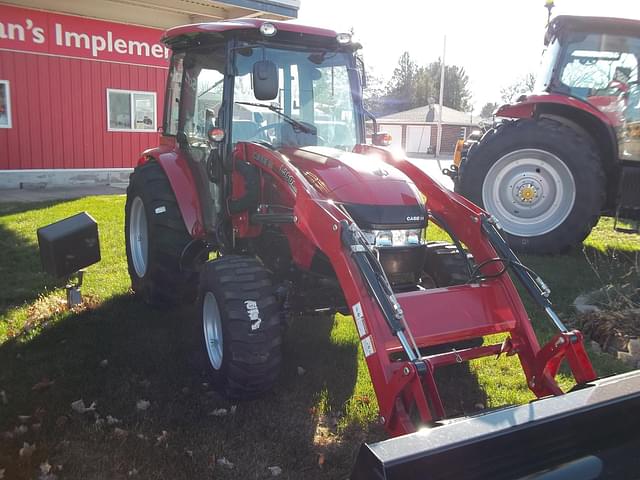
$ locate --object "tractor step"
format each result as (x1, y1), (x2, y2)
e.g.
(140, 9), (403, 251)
(351, 370), (640, 480)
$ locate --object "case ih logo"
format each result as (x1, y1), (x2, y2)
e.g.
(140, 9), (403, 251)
(0, 4), (169, 67)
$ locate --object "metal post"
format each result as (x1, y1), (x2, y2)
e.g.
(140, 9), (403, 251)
(436, 35), (446, 170)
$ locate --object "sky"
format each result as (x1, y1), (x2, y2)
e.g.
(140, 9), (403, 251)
(296, 0), (640, 113)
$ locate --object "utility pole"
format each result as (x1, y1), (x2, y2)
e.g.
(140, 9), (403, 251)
(436, 34), (446, 165)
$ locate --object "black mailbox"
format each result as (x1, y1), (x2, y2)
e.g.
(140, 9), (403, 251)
(37, 212), (101, 278)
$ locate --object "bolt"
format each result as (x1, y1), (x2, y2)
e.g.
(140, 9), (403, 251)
(379, 416), (386, 425)
(332, 224), (338, 231)
(529, 376), (536, 388)
(403, 366), (410, 376)
(293, 215), (298, 223)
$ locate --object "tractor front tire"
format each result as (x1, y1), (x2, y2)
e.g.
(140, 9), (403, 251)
(200, 255), (283, 400)
(125, 161), (199, 306)
(457, 118), (605, 254)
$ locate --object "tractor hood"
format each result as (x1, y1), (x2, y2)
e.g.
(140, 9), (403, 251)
(280, 146), (427, 229)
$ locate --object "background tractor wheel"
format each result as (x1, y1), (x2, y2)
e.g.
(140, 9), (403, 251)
(125, 161), (199, 306)
(457, 118), (605, 254)
(200, 255), (283, 400)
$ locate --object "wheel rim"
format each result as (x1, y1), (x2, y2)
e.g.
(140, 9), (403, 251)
(481, 148), (576, 237)
(203, 292), (223, 370)
(129, 196), (149, 277)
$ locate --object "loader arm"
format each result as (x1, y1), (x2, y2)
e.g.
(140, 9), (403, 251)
(238, 142), (596, 437)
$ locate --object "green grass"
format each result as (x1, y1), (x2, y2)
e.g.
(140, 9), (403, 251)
(0, 198), (638, 479)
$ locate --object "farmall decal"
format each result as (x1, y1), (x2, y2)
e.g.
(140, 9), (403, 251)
(0, 4), (169, 67)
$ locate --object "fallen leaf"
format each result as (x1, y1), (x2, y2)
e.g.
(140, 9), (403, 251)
(99, 359), (108, 368)
(216, 457), (234, 469)
(136, 399), (150, 411)
(113, 428), (128, 438)
(0, 391), (7, 405)
(155, 430), (168, 446)
(19, 442), (36, 458)
(70, 399), (96, 414)
(32, 379), (55, 392)
(267, 465), (283, 476)
(106, 415), (121, 425)
(40, 461), (52, 474)
(208, 408), (227, 417)
(297, 366), (306, 376)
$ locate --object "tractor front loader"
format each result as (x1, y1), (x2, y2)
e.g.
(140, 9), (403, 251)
(124, 18), (640, 478)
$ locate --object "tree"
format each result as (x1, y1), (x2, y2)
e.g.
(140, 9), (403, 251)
(480, 102), (499, 118)
(500, 72), (536, 103)
(374, 53), (473, 115)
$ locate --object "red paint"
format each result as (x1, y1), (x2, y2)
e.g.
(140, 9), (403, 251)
(139, 142), (206, 239)
(164, 18), (339, 43)
(0, 4), (169, 67)
(496, 93), (614, 126)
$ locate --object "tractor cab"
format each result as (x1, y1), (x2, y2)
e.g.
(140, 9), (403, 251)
(535, 15), (640, 160)
(160, 20), (366, 233)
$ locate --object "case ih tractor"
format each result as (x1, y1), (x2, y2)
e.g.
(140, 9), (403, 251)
(453, 16), (640, 253)
(125, 19), (640, 478)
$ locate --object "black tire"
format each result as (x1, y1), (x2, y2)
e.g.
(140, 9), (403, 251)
(456, 118), (605, 254)
(125, 161), (199, 306)
(199, 255), (283, 400)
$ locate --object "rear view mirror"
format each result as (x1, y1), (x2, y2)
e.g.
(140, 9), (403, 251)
(253, 60), (279, 100)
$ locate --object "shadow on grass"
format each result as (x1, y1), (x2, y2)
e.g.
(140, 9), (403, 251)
(0, 199), (79, 319)
(0, 294), (363, 479)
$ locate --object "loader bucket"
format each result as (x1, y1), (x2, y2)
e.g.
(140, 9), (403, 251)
(351, 370), (640, 480)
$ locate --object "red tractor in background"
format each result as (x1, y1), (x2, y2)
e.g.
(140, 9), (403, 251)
(453, 15), (640, 253)
(124, 18), (640, 478)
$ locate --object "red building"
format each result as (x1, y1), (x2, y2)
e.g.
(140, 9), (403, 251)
(0, 0), (298, 187)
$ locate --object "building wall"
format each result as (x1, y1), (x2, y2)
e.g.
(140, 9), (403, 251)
(378, 122), (471, 155)
(0, 50), (165, 170)
(0, 3), (168, 171)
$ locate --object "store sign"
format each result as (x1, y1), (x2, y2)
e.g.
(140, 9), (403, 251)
(0, 4), (169, 67)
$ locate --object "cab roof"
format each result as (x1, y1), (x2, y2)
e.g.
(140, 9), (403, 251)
(163, 18), (339, 44)
(545, 15), (640, 45)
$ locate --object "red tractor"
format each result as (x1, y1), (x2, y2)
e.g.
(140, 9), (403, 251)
(453, 16), (640, 253)
(124, 18), (640, 478)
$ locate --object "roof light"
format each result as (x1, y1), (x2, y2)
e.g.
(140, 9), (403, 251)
(336, 32), (352, 44)
(260, 22), (277, 37)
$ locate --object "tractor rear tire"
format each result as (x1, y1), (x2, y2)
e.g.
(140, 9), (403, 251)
(200, 255), (283, 400)
(125, 161), (199, 306)
(457, 118), (605, 254)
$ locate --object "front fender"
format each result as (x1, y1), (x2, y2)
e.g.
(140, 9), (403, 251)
(139, 139), (206, 239)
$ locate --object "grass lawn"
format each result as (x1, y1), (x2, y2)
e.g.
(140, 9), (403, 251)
(0, 195), (638, 479)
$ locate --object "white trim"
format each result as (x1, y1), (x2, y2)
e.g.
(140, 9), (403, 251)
(106, 88), (157, 132)
(0, 80), (12, 129)
(0, 48), (169, 70)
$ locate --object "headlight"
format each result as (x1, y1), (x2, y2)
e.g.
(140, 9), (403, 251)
(362, 229), (423, 247)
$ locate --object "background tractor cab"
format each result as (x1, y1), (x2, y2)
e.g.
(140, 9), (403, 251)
(454, 15), (640, 253)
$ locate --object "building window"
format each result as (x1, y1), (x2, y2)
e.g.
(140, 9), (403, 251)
(107, 89), (156, 132)
(0, 80), (12, 129)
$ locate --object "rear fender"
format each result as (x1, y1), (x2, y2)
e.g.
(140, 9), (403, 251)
(139, 139), (206, 239)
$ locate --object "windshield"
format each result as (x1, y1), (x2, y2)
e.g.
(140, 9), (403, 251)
(534, 38), (561, 92)
(555, 31), (640, 100)
(232, 46), (359, 151)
